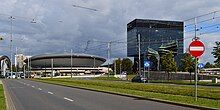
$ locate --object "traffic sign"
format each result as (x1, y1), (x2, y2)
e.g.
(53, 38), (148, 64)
(144, 60), (150, 68)
(189, 40), (205, 58)
(198, 63), (205, 69)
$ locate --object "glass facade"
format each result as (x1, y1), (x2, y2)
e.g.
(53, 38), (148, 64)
(127, 19), (184, 68)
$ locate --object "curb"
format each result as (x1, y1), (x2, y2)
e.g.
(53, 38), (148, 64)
(2, 80), (16, 110)
(32, 80), (219, 110)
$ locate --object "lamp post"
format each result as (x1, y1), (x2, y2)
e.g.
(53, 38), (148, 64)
(9, 16), (15, 76)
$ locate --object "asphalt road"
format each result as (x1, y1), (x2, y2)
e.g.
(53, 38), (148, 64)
(3, 79), (197, 110)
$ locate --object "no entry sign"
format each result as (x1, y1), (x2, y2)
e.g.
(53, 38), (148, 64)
(189, 40), (205, 58)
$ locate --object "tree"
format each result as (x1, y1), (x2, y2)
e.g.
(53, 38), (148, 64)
(121, 58), (133, 73)
(112, 58), (122, 74)
(204, 62), (215, 68)
(212, 41), (220, 67)
(180, 53), (195, 82)
(161, 51), (177, 80)
(181, 53), (195, 72)
(112, 58), (133, 75)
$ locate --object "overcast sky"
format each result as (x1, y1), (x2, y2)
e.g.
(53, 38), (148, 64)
(0, 0), (220, 63)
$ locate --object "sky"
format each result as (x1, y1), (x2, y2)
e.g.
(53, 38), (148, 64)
(0, 0), (219, 64)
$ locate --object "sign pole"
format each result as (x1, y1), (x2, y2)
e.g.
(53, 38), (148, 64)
(147, 56), (150, 83)
(195, 57), (198, 101)
(194, 17), (198, 101)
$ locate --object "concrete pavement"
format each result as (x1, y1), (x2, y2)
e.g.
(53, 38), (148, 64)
(3, 79), (197, 110)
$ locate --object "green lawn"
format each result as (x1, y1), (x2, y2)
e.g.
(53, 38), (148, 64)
(0, 84), (6, 110)
(150, 80), (220, 87)
(32, 78), (220, 109)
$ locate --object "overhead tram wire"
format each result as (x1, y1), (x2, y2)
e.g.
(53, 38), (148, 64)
(184, 10), (220, 27)
(72, 4), (98, 11)
(87, 10), (220, 57)
(184, 10), (220, 22)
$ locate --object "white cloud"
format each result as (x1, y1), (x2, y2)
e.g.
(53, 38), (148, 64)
(0, 0), (219, 64)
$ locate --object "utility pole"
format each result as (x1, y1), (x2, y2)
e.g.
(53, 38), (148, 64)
(9, 16), (15, 76)
(71, 49), (73, 78)
(138, 34), (141, 76)
(107, 42), (111, 77)
(15, 47), (18, 74)
(120, 60), (122, 75)
(51, 58), (53, 78)
(114, 60), (116, 76)
(27, 57), (29, 78)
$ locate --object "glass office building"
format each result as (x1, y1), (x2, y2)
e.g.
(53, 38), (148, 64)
(127, 19), (184, 69)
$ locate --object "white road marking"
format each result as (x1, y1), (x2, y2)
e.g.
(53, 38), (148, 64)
(189, 46), (204, 51)
(64, 97), (74, 102)
(48, 92), (54, 95)
(32, 86), (35, 88)
(38, 88), (42, 91)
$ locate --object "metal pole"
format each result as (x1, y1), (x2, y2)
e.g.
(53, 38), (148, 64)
(148, 62), (150, 83)
(120, 60), (121, 76)
(195, 57), (198, 101)
(194, 18), (198, 101)
(30, 57), (31, 76)
(93, 57), (95, 68)
(51, 58), (53, 78)
(114, 60), (116, 76)
(44, 61), (46, 77)
(27, 57), (29, 78)
(10, 16), (14, 76)
(23, 65), (25, 79)
(138, 34), (141, 76)
(93, 57), (95, 76)
(71, 49), (73, 78)
(107, 42), (111, 77)
(15, 47), (17, 74)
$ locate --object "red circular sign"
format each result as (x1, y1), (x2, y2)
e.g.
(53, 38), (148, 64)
(189, 40), (205, 58)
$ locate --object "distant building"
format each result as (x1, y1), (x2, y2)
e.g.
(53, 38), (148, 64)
(15, 54), (26, 69)
(127, 19), (184, 70)
(23, 53), (107, 78)
(0, 55), (10, 77)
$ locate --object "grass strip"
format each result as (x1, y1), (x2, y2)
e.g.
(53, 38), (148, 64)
(0, 84), (6, 110)
(32, 78), (220, 109)
(150, 80), (220, 87)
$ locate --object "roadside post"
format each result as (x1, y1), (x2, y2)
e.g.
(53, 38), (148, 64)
(144, 60), (150, 83)
(189, 39), (205, 101)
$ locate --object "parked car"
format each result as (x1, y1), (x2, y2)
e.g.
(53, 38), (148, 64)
(131, 75), (147, 83)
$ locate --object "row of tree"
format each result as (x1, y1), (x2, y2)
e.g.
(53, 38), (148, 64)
(159, 41), (220, 75)
(111, 41), (220, 75)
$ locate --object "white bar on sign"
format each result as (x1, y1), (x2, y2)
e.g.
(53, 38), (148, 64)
(190, 46), (204, 51)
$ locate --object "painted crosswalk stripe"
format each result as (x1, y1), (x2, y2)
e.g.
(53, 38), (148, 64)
(48, 92), (54, 95)
(64, 97), (74, 102)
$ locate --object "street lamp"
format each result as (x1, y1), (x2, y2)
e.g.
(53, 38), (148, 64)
(9, 16), (15, 76)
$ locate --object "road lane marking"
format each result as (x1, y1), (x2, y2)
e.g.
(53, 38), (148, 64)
(38, 88), (42, 91)
(64, 97), (74, 102)
(48, 92), (54, 95)
(32, 86), (35, 88)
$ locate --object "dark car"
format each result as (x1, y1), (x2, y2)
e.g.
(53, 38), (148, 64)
(131, 75), (147, 83)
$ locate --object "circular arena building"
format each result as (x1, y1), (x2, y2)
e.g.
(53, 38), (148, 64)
(24, 53), (107, 77)
(27, 53), (106, 68)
